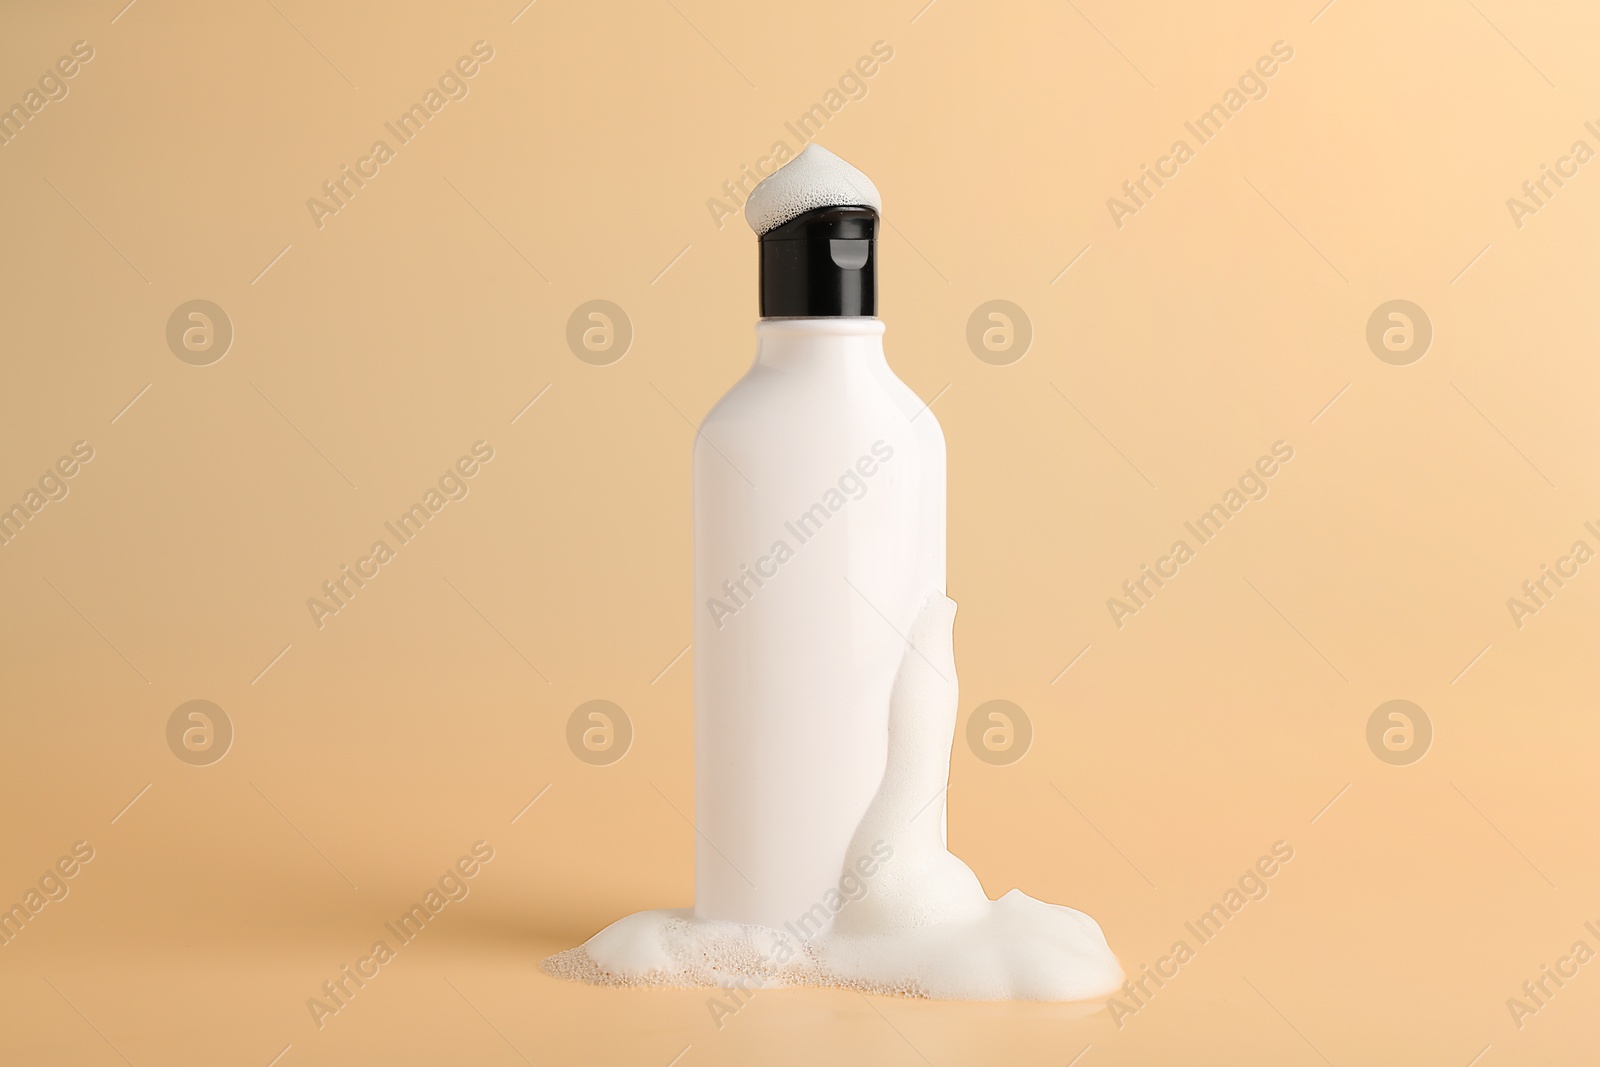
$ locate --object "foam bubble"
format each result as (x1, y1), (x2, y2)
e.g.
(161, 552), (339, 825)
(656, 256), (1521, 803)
(743, 144), (882, 235)
(542, 593), (1124, 1002)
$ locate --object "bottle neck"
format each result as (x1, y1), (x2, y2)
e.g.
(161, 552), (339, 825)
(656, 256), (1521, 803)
(754, 317), (886, 368)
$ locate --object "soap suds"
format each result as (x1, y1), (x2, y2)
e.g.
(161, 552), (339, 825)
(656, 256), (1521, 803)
(542, 594), (1124, 1001)
(743, 144), (882, 235)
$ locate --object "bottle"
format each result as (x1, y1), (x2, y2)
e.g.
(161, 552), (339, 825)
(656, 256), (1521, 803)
(693, 145), (946, 928)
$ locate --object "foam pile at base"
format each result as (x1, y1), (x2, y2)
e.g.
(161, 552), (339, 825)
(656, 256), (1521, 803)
(542, 594), (1124, 1001)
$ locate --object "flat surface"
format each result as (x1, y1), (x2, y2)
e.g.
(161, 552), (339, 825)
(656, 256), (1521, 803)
(1, 1), (1596, 1064)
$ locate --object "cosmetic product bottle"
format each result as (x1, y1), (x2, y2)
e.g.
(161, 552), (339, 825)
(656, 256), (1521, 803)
(693, 146), (946, 928)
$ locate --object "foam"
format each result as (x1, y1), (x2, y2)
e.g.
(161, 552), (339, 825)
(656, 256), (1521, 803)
(542, 594), (1124, 1001)
(743, 144), (882, 235)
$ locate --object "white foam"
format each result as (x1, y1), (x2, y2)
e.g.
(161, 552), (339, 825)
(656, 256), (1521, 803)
(542, 594), (1124, 1001)
(743, 144), (882, 235)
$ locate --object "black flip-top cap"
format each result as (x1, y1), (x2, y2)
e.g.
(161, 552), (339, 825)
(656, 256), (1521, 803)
(758, 205), (877, 318)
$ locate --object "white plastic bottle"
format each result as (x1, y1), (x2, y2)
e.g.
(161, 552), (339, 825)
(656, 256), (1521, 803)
(693, 146), (946, 928)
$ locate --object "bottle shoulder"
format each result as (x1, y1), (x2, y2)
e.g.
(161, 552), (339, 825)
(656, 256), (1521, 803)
(701, 346), (935, 420)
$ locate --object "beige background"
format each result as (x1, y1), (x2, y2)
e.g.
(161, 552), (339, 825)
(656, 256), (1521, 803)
(2, 0), (1597, 1063)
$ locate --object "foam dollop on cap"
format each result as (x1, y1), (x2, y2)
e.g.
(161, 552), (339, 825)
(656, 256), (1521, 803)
(744, 144), (881, 236)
